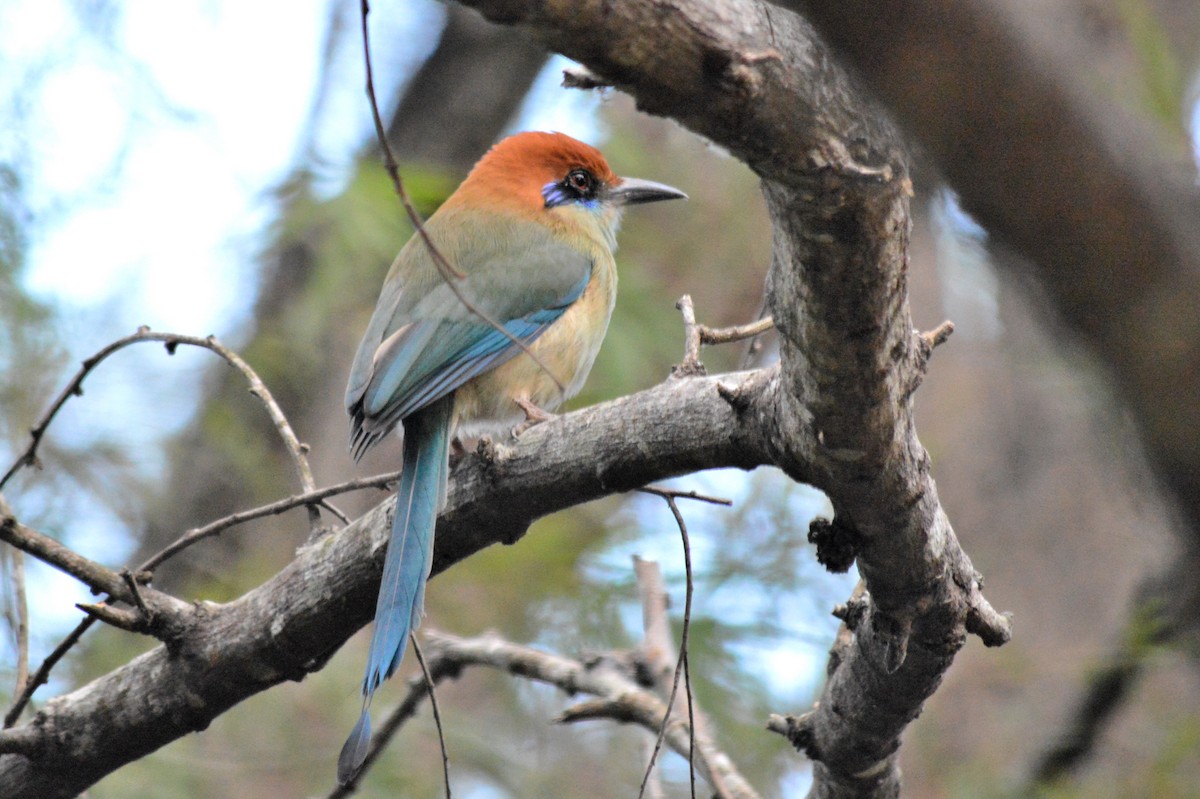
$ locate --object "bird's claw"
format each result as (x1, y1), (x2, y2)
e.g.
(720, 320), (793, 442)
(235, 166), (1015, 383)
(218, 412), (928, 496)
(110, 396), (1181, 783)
(511, 397), (557, 437)
(449, 437), (467, 467)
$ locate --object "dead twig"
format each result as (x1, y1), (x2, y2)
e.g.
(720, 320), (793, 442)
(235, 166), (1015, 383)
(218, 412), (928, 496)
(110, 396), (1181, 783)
(673, 294), (774, 377)
(638, 496), (698, 799)
(423, 630), (761, 799)
(3, 617), (95, 727)
(0, 328), (322, 532)
(413, 636), (452, 799)
(637, 484), (733, 507)
(1, 512), (128, 599)
(138, 471), (401, 573)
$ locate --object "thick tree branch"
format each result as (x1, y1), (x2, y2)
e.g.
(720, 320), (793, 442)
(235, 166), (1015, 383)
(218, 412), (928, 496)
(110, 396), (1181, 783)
(453, 1), (1009, 796)
(0, 3), (1019, 797)
(783, 0), (1200, 543)
(460, 0), (900, 184)
(0, 370), (772, 799)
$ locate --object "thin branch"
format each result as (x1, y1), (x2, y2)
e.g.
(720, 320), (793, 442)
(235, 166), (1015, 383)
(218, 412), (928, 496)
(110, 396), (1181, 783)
(1, 512), (128, 599)
(319, 500), (352, 526)
(0, 329), (321, 532)
(0, 510), (183, 636)
(412, 636), (452, 799)
(637, 484), (733, 507)
(682, 648), (696, 799)
(425, 631), (762, 799)
(0, 509), (189, 640)
(674, 294), (705, 377)
(3, 617), (95, 728)
(738, 292), (773, 371)
(702, 316), (777, 346)
(120, 570), (149, 621)
(137, 471), (401, 573)
(558, 692), (756, 799)
(357, 0), (567, 396)
(673, 294), (774, 377)
(359, 0), (463, 284)
(636, 495), (698, 799)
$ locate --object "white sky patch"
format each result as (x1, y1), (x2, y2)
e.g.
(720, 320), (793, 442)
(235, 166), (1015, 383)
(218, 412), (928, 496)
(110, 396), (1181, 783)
(21, 0), (326, 337)
(24, 65), (131, 203)
(0, 0), (74, 64)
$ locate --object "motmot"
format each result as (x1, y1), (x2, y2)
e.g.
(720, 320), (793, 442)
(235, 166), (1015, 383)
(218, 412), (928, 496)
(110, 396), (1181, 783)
(338, 131), (686, 783)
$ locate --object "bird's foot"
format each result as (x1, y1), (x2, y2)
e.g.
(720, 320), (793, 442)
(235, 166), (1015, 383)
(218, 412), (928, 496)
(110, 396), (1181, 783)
(511, 397), (557, 437)
(449, 436), (467, 468)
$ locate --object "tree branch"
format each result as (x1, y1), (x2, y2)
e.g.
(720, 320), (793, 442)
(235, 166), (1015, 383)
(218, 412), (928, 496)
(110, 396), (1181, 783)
(0, 3), (1019, 797)
(781, 0), (1200, 543)
(0, 512), (190, 638)
(453, 2), (1009, 796)
(0, 370), (772, 798)
(137, 471), (400, 573)
(0, 329), (321, 531)
(426, 631), (760, 799)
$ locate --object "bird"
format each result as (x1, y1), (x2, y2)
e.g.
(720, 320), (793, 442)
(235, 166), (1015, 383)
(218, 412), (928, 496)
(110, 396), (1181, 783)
(338, 131), (686, 783)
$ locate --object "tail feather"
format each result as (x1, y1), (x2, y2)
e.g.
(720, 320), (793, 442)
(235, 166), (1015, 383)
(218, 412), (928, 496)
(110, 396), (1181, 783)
(337, 394), (454, 785)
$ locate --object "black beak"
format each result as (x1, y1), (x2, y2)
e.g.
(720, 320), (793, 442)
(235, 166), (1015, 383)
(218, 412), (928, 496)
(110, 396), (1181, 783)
(609, 177), (688, 206)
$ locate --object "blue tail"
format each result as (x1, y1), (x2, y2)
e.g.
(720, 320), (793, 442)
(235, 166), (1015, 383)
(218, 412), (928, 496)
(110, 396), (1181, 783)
(337, 395), (454, 784)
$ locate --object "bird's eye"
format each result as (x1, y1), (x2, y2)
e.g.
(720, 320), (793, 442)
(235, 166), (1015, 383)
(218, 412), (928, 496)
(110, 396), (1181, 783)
(566, 169), (593, 195)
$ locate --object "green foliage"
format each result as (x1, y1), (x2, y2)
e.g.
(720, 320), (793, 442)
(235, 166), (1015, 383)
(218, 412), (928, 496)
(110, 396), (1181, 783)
(0, 165), (59, 447)
(1118, 0), (1188, 130)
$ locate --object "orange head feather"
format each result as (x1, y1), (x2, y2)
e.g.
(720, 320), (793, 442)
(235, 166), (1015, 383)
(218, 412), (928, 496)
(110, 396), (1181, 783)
(453, 131), (619, 212)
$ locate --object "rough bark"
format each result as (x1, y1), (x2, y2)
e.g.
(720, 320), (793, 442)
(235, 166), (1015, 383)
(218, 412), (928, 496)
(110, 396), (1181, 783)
(779, 1), (1200, 781)
(0, 372), (766, 799)
(0, 2), (1012, 797)
(784, 0), (1200, 542)
(453, 2), (1009, 796)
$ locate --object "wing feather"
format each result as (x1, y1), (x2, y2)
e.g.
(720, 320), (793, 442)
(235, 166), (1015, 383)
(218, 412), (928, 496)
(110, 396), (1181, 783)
(346, 210), (593, 454)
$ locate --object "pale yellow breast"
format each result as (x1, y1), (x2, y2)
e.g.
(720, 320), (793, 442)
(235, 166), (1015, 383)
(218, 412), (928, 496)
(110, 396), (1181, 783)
(453, 247), (617, 438)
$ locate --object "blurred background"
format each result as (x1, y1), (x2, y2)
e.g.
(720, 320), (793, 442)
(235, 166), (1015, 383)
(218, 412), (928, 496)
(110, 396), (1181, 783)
(1, 1), (1199, 796)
